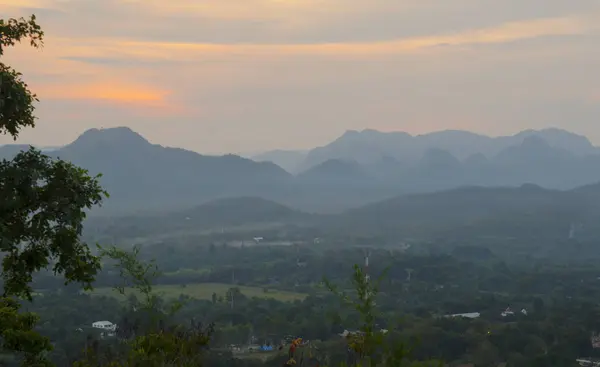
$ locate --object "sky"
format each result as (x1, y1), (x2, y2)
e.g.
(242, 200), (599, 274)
(1, 0), (600, 154)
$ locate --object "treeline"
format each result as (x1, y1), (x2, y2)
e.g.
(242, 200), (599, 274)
(18, 258), (600, 366)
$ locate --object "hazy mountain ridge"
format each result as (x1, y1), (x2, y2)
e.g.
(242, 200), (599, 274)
(0, 128), (293, 214)
(251, 149), (307, 173)
(2, 126), (600, 214)
(293, 132), (600, 193)
(332, 182), (600, 240)
(84, 196), (313, 240)
(85, 183), (600, 242)
(255, 128), (598, 173)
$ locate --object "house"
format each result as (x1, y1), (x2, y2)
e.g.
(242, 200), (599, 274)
(446, 312), (481, 319)
(296, 259), (307, 267)
(339, 329), (387, 337)
(339, 330), (356, 337)
(92, 321), (117, 331)
(577, 358), (600, 366)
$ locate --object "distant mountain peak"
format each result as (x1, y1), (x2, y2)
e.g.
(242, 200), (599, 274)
(417, 129), (484, 138)
(519, 183), (544, 191)
(519, 127), (583, 136)
(338, 129), (412, 141)
(67, 127), (150, 150)
(515, 128), (596, 154)
(333, 130), (361, 142)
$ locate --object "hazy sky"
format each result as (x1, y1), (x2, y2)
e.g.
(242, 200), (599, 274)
(1, 0), (599, 154)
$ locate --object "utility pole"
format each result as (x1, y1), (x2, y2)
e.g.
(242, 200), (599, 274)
(363, 249), (371, 283)
(231, 268), (235, 309)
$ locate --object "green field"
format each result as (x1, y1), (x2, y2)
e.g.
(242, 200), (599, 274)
(90, 282), (306, 302)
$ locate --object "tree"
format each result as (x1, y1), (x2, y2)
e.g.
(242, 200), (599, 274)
(0, 15), (107, 365)
(323, 265), (441, 367)
(76, 245), (213, 367)
(0, 297), (52, 365)
(0, 15), (43, 137)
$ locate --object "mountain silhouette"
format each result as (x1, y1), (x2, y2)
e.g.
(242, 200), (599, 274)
(259, 128), (598, 173)
(2, 126), (600, 214)
(2, 127), (292, 213)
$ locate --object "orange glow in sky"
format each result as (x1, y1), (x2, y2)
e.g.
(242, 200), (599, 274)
(0, 0), (599, 153)
(35, 82), (170, 104)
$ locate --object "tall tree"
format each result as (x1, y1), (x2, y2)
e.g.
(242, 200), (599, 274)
(0, 15), (107, 365)
(75, 245), (213, 367)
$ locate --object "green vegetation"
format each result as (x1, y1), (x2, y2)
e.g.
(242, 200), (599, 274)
(19, 241), (600, 366)
(90, 283), (307, 302)
(5, 12), (600, 367)
(73, 245), (213, 367)
(1, 14), (107, 366)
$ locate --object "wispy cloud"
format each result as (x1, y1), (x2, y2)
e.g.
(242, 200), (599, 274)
(1, 0), (600, 152)
(50, 15), (594, 66)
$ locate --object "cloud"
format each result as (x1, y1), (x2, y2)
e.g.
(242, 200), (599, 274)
(13, 14), (586, 111)
(6, 0), (598, 44)
(2, 0), (600, 153)
(52, 15), (594, 65)
(58, 56), (173, 67)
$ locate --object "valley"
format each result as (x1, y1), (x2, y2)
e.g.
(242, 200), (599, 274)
(3, 7), (600, 365)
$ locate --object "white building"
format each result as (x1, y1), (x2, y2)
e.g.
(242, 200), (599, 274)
(576, 358), (600, 366)
(92, 321), (117, 331)
(446, 312), (481, 319)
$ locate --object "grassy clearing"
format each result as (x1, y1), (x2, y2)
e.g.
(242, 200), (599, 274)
(163, 268), (211, 276)
(90, 282), (306, 302)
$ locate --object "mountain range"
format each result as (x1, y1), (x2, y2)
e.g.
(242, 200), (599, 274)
(2, 126), (600, 214)
(254, 128), (600, 200)
(254, 128), (599, 173)
(84, 183), (600, 245)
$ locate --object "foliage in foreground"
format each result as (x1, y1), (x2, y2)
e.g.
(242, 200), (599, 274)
(73, 245), (440, 367)
(74, 245), (213, 367)
(1, 14), (107, 366)
(318, 265), (441, 367)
